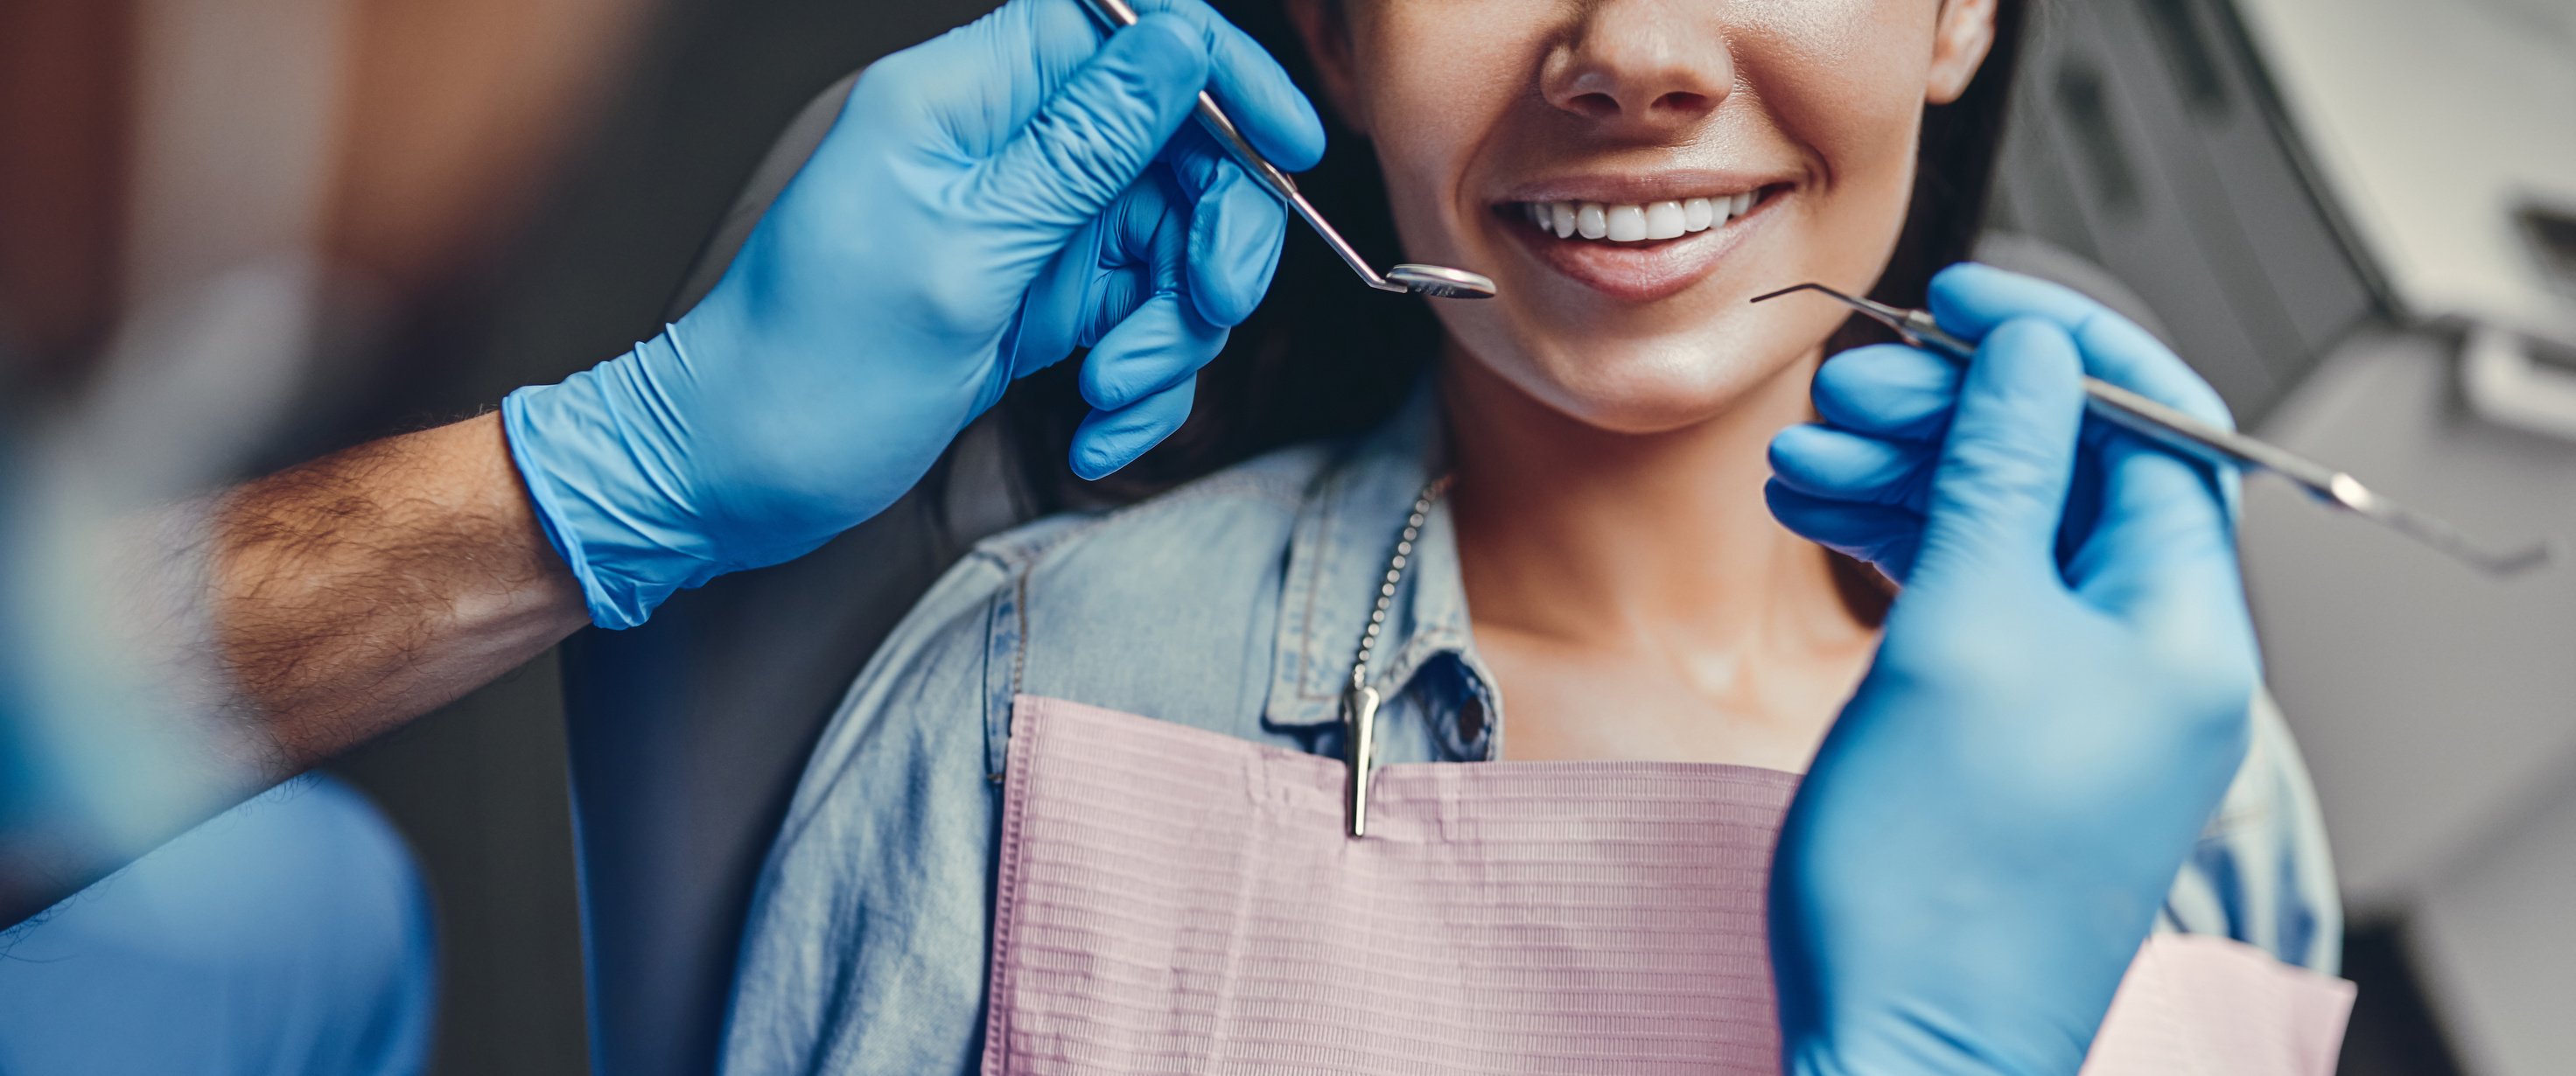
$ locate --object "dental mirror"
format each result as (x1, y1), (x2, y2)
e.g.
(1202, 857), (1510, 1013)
(1074, 0), (1498, 302)
(1387, 264), (1497, 299)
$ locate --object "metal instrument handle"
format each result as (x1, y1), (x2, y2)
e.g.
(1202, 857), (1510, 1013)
(1076, 0), (1403, 292)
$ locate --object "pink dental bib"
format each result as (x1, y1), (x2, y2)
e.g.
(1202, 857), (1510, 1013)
(981, 695), (2353, 1075)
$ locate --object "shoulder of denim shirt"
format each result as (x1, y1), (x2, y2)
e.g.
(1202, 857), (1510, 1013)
(944, 384), (1497, 758)
(2157, 687), (2346, 974)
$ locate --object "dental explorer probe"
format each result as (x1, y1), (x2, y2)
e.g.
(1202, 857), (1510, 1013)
(1072, 0), (1497, 300)
(1753, 283), (2555, 577)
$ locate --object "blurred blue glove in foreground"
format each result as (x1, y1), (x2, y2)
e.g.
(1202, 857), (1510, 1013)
(505, 0), (1322, 627)
(1766, 263), (2260, 1075)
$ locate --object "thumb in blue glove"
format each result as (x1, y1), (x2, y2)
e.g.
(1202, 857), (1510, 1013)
(500, 0), (1324, 627)
(1764, 279), (2259, 1074)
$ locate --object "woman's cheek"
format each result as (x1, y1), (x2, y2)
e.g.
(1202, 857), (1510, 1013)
(1352, 7), (1529, 250)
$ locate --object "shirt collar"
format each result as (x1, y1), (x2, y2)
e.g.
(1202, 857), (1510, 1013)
(1264, 385), (1499, 744)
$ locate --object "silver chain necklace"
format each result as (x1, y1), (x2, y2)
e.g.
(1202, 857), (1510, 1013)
(1341, 475), (1453, 838)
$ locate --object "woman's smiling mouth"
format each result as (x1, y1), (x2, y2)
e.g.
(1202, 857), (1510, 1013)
(1491, 183), (1789, 304)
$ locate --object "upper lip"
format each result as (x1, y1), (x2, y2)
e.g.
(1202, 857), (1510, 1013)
(1492, 169), (1796, 206)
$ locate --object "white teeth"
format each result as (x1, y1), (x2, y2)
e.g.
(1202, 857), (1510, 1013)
(1522, 190), (1765, 242)
(1644, 200), (1687, 240)
(1606, 205), (1647, 241)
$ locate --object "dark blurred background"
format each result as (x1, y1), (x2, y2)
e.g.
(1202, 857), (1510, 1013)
(5, 0), (2572, 1072)
(6, 0), (993, 1070)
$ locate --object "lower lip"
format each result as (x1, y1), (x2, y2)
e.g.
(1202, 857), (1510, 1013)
(1496, 192), (1780, 304)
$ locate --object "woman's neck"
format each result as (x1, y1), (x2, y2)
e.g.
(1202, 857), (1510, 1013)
(1444, 346), (1880, 768)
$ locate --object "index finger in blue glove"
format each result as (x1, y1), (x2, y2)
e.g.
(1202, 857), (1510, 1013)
(1912, 318), (2089, 581)
(1928, 263), (2233, 432)
(2065, 431), (2250, 635)
(1811, 343), (1962, 441)
(1768, 424), (1934, 512)
(1765, 481), (1925, 582)
(914, 0), (1323, 171)
(1127, 0), (1325, 170)
(968, 15), (1215, 236)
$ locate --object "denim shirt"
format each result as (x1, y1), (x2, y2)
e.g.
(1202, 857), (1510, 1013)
(718, 394), (2342, 1074)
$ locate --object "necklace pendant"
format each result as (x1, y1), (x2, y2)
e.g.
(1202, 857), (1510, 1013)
(1342, 683), (1382, 838)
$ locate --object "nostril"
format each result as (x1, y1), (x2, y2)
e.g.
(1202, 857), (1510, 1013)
(1653, 91), (1714, 115)
(1565, 91), (1621, 119)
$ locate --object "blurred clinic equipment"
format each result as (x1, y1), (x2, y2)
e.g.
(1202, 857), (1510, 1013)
(1753, 280), (2553, 576)
(1073, 0), (1495, 299)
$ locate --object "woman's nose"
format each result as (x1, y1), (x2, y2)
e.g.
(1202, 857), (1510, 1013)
(1541, 0), (1733, 134)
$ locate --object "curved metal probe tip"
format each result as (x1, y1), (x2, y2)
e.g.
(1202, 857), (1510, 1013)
(1749, 282), (1850, 305)
(1751, 282), (1922, 335)
(1389, 263), (1496, 299)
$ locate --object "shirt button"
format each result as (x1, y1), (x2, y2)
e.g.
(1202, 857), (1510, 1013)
(1456, 696), (1487, 744)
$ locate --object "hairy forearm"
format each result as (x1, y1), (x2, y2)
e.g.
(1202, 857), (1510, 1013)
(207, 411), (587, 772)
(3, 412), (583, 927)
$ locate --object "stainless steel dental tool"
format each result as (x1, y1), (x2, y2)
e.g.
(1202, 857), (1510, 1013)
(1753, 282), (2555, 577)
(1073, 0), (1496, 300)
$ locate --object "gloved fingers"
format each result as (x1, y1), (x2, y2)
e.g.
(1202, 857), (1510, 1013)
(1811, 343), (1962, 441)
(1126, 0), (1326, 169)
(1009, 151), (1258, 376)
(1070, 221), (1222, 479)
(1078, 282), (1228, 413)
(968, 14), (1211, 239)
(914, 0), (1320, 165)
(1768, 424), (1936, 513)
(997, 167), (1183, 381)
(1074, 165), (1229, 413)
(1912, 318), (2088, 581)
(1071, 374), (1200, 479)
(1178, 145), (1288, 327)
(1765, 482), (1924, 583)
(999, 220), (1112, 381)
(2064, 433), (2249, 627)
(1097, 161), (1190, 327)
(1928, 263), (2233, 432)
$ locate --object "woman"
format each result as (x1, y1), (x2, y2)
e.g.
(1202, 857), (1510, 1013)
(721, 0), (2338, 1070)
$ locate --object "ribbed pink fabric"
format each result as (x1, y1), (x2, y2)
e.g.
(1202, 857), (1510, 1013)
(983, 695), (2352, 1076)
(2086, 934), (2355, 1076)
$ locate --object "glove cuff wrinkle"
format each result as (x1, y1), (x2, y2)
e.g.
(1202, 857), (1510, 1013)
(500, 341), (725, 631)
(499, 388), (610, 624)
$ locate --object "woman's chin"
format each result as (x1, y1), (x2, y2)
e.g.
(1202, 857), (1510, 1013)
(1511, 360), (1796, 436)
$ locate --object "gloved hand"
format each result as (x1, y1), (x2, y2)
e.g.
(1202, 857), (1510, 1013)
(1764, 263), (2260, 1075)
(502, 0), (1324, 627)
(1766, 264), (2240, 583)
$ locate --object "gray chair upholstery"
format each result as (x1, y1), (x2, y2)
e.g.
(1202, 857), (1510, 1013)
(556, 73), (1042, 1076)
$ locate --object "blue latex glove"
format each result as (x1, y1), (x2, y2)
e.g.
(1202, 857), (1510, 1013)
(1766, 264), (2240, 582)
(1764, 263), (2260, 1075)
(503, 0), (1324, 627)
